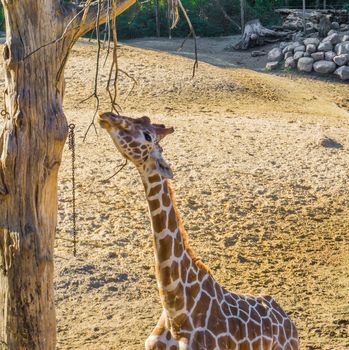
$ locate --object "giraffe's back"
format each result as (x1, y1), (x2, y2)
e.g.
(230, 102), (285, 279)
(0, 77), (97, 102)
(220, 291), (299, 350)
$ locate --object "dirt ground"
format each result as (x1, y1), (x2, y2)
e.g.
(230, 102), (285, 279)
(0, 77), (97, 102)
(2, 36), (349, 349)
(123, 35), (274, 70)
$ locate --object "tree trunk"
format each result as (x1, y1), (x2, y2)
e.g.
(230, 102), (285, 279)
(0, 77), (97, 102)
(155, 0), (161, 37)
(240, 0), (245, 34)
(0, 1), (136, 349)
(302, 0), (306, 33)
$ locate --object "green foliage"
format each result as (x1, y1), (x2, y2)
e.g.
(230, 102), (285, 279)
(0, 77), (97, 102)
(116, 0), (349, 39)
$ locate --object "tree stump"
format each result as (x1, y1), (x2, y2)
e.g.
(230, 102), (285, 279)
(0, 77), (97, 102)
(234, 19), (291, 50)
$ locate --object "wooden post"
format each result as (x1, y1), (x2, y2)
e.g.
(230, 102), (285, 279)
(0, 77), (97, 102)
(240, 0), (245, 34)
(155, 0), (160, 37)
(323, 0), (326, 9)
(316, 0), (320, 9)
(0, 1), (136, 349)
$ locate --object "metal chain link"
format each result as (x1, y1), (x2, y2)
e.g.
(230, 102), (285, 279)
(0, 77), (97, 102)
(68, 124), (77, 257)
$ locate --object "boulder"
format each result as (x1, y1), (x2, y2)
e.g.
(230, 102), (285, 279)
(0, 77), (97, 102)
(285, 57), (296, 69)
(327, 29), (337, 36)
(304, 38), (320, 46)
(311, 52), (325, 61)
(294, 45), (306, 52)
(266, 61), (279, 70)
(304, 52), (311, 57)
(342, 35), (349, 42)
(333, 54), (349, 66)
(306, 44), (317, 54)
(313, 60), (337, 74)
(322, 32), (340, 45)
(318, 41), (333, 51)
(331, 22), (340, 30)
(284, 51), (293, 59)
(335, 42), (349, 55)
(282, 43), (300, 54)
(334, 66), (349, 80)
(279, 42), (289, 50)
(268, 48), (283, 62)
(325, 51), (336, 61)
(294, 51), (304, 60)
(297, 57), (314, 73)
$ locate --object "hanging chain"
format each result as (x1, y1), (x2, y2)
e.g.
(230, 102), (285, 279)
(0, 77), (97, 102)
(68, 124), (77, 257)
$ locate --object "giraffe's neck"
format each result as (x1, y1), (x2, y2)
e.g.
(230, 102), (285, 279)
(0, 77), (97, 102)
(141, 170), (208, 323)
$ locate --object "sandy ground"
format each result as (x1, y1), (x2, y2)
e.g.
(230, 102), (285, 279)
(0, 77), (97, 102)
(2, 37), (349, 349)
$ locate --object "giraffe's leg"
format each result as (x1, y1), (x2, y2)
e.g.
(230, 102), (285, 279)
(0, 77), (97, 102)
(145, 312), (178, 350)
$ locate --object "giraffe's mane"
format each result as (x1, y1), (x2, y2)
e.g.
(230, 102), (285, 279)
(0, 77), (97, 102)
(166, 180), (212, 276)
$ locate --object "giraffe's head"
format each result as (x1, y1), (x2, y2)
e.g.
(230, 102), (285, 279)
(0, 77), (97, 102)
(99, 112), (174, 178)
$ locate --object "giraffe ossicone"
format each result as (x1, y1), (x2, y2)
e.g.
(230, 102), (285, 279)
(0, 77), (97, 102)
(99, 112), (299, 350)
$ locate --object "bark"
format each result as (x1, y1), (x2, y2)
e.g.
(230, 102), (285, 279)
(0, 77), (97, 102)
(234, 19), (291, 50)
(0, 1), (135, 349)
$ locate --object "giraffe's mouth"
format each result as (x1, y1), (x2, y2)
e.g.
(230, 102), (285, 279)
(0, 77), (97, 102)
(98, 112), (129, 130)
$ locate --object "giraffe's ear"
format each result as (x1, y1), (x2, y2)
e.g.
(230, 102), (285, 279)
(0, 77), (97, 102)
(150, 150), (173, 179)
(156, 157), (173, 179)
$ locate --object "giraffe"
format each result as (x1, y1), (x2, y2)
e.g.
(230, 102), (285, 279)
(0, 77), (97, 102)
(98, 112), (299, 350)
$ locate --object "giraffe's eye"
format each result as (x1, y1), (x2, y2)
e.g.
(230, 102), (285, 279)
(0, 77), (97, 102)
(143, 132), (152, 142)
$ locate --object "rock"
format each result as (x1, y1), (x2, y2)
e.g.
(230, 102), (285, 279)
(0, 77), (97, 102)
(333, 54), (349, 66)
(331, 22), (340, 30)
(266, 61), (279, 70)
(323, 32), (340, 45)
(306, 44), (317, 54)
(297, 57), (314, 73)
(319, 137), (343, 149)
(335, 42), (349, 55)
(334, 66), (349, 80)
(284, 51), (293, 59)
(279, 42), (289, 50)
(313, 60), (337, 74)
(268, 48), (283, 62)
(311, 52), (325, 61)
(303, 52), (311, 57)
(294, 51), (304, 60)
(287, 42), (302, 52)
(342, 35), (349, 42)
(251, 50), (266, 57)
(294, 45), (306, 52)
(304, 38), (320, 46)
(318, 41), (333, 51)
(327, 29), (337, 36)
(325, 51), (336, 61)
(285, 57), (296, 68)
